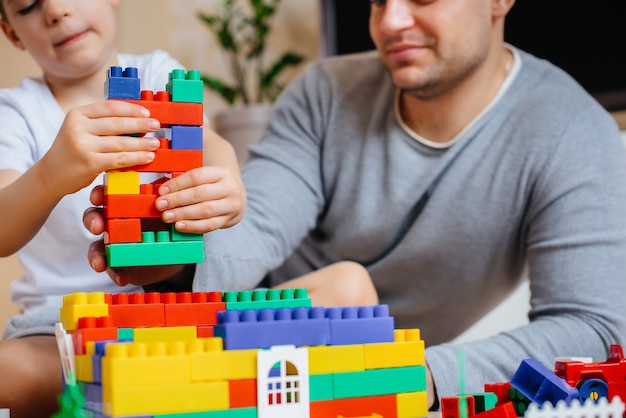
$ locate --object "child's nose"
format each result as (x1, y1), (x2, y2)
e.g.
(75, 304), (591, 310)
(44, 0), (72, 25)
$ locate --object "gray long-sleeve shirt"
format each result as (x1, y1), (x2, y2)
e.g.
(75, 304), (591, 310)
(195, 48), (626, 398)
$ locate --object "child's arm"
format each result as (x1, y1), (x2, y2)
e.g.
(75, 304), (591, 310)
(0, 100), (161, 257)
(84, 125), (246, 287)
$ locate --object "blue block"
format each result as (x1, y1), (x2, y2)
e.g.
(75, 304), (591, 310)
(327, 305), (395, 345)
(214, 307), (331, 350)
(83, 382), (103, 413)
(92, 354), (102, 384)
(105, 66), (141, 100)
(171, 125), (203, 150)
(511, 358), (579, 406)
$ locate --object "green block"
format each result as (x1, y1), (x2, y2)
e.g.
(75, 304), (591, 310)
(223, 288), (311, 311)
(167, 69), (204, 103)
(310, 373), (334, 401)
(106, 240), (204, 267)
(171, 225), (203, 241)
(332, 365), (427, 399)
(473, 392), (498, 412)
(117, 328), (134, 341)
(160, 407), (257, 417)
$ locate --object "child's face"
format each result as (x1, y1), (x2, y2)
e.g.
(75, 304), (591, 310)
(0, 0), (120, 82)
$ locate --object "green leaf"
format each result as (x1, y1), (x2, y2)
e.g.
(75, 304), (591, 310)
(200, 75), (239, 105)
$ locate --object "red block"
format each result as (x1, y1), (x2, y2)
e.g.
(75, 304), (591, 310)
(121, 149), (202, 173)
(105, 292), (165, 328)
(310, 394), (397, 417)
(442, 396), (476, 418)
(229, 379), (257, 408)
(116, 90), (203, 127)
(196, 326), (214, 338)
(105, 218), (142, 244)
(69, 316), (118, 355)
(162, 292), (226, 327)
(475, 402), (517, 418)
(484, 382), (513, 406)
(104, 194), (160, 219)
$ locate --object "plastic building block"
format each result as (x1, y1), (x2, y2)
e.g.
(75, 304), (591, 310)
(332, 365), (427, 399)
(69, 316), (118, 355)
(222, 288), (311, 311)
(104, 218), (142, 244)
(363, 328), (425, 369)
(162, 291), (225, 327)
(119, 148), (202, 173)
(397, 391), (429, 418)
(442, 395), (476, 418)
(309, 394), (397, 418)
(473, 402), (517, 418)
(104, 171), (140, 195)
(214, 307), (331, 350)
(119, 91), (203, 127)
(472, 392), (498, 413)
(510, 358), (579, 407)
(104, 66), (140, 100)
(60, 293), (109, 331)
(166, 69), (204, 103)
(106, 233), (205, 267)
(133, 325), (197, 343)
(104, 193), (160, 219)
(308, 344), (364, 374)
(189, 338), (258, 381)
(327, 305), (395, 346)
(171, 125), (203, 150)
(229, 378), (257, 408)
(484, 382), (513, 406)
(309, 373), (334, 401)
(106, 292), (165, 328)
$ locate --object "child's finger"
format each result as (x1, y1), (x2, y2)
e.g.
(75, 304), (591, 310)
(157, 167), (224, 195)
(81, 100), (151, 119)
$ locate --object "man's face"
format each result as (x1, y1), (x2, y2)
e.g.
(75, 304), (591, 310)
(369, 0), (494, 100)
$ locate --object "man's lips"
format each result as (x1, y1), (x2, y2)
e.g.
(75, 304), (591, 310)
(54, 30), (89, 47)
(386, 44), (426, 61)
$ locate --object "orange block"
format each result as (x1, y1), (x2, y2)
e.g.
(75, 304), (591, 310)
(229, 379), (257, 408)
(105, 218), (142, 244)
(310, 394), (397, 417)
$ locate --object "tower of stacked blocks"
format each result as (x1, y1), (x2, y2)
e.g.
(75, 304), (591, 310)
(57, 288), (429, 418)
(103, 66), (205, 267)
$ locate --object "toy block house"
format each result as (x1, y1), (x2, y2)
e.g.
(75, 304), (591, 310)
(103, 66), (204, 267)
(56, 288), (429, 418)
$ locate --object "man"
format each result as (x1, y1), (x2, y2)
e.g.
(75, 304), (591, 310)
(86, 0), (626, 407)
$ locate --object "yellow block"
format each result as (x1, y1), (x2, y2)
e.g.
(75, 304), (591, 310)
(75, 354), (93, 383)
(363, 329), (425, 369)
(60, 292), (108, 331)
(308, 344), (365, 374)
(133, 326), (197, 343)
(397, 391), (429, 418)
(105, 170), (140, 195)
(189, 338), (258, 381)
(103, 381), (229, 416)
(102, 341), (190, 387)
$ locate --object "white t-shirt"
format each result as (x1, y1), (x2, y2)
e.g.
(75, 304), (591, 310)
(0, 50), (186, 322)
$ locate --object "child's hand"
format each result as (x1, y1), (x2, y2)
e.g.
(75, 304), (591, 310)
(39, 100), (160, 197)
(154, 166), (246, 233)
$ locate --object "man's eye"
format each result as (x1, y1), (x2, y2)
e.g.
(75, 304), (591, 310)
(18, 1), (39, 16)
(370, 0), (386, 6)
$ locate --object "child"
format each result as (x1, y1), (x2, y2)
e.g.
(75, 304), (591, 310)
(0, 1), (245, 417)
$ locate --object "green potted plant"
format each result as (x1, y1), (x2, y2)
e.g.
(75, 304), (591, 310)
(197, 0), (304, 105)
(197, 0), (305, 165)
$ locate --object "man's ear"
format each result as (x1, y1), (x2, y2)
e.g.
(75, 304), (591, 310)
(493, 0), (515, 19)
(1, 20), (26, 50)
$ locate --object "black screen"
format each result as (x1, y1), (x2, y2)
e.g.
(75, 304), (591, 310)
(321, 0), (626, 111)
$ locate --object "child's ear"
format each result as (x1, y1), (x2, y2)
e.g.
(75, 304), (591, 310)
(0, 20), (25, 51)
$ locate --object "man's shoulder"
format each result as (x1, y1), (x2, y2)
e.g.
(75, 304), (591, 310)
(316, 50), (386, 76)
